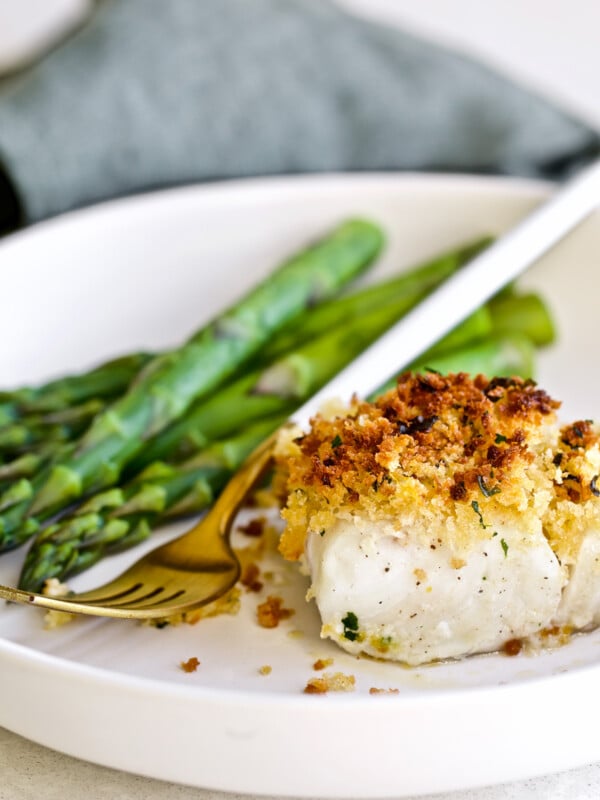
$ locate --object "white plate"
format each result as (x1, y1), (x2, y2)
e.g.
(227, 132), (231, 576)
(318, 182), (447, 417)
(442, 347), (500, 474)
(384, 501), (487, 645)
(1, 174), (599, 798)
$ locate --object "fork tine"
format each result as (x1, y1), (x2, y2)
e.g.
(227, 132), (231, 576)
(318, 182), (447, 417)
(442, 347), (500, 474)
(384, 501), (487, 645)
(93, 586), (167, 608)
(74, 583), (178, 608)
(73, 582), (144, 605)
(104, 589), (188, 611)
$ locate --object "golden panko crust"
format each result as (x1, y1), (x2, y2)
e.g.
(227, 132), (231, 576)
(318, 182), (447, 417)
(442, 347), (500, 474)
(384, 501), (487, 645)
(545, 420), (600, 564)
(277, 372), (564, 561)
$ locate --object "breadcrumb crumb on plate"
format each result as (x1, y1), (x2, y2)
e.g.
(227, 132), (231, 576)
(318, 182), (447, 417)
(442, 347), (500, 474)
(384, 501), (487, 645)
(257, 595), (295, 629)
(304, 672), (356, 694)
(180, 657), (200, 673)
(42, 578), (77, 630)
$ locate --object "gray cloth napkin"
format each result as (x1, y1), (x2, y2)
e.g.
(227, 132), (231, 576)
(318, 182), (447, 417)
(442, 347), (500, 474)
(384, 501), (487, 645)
(0, 0), (598, 223)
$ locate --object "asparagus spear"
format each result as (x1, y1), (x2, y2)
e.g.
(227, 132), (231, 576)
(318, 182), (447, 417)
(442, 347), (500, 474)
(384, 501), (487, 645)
(260, 236), (492, 361)
(0, 353), (153, 417)
(413, 334), (535, 378)
(6, 220), (385, 522)
(0, 399), (104, 456)
(19, 418), (284, 591)
(488, 291), (556, 346)
(18, 332), (535, 592)
(0, 450), (53, 484)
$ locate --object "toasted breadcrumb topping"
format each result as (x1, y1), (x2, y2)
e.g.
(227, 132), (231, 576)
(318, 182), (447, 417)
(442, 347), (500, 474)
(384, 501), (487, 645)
(304, 672), (356, 694)
(544, 420), (600, 564)
(369, 687), (400, 695)
(257, 595), (295, 628)
(241, 562), (264, 592)
(180, 656), (200, 673)
(278, 373), (561, 560)
(313, 657), (334, 671)
(42, 578), (77, 629)
(237, 517), (266, 537)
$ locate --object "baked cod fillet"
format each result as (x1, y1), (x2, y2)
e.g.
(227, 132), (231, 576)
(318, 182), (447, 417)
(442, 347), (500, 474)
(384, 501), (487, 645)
(276, 372), (600, 666)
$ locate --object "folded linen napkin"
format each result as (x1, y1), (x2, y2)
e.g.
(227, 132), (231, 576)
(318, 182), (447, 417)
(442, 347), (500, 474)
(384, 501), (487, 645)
(0, 0), (598, 230)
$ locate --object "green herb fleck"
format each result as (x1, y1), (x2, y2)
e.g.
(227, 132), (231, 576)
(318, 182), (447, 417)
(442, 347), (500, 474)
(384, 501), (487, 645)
(425, 367), (441, 375)
(477, 475), (501, 498)
(501, 538), (509, 558)
(331, 435), (342, 449)
(471, 500), (489, 529)
(342, 611), (359, 641)
(495, 434), (508, 444)
(319, 529), (326, 537)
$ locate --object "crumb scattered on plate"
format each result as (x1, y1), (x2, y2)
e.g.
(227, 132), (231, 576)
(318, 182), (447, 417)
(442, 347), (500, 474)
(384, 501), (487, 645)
(313, 658), (334, 671)
(180, 657), (200, 673)
(257, 595), (295, 628)
(42, 578), (77, 629)
(241, 563), (263, 592)
(237, 517), (266, 537)
(304, 672), (356, 694)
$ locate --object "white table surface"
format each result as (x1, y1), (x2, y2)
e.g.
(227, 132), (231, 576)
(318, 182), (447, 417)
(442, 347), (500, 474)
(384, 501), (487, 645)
(1, 2), (599, 799)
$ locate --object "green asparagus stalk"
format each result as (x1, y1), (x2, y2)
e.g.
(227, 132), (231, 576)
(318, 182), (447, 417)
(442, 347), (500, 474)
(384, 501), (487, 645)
(259, 236), (492, 361)
(0, 399), (105, 456)
(0, 451), (52, 484)
(6, 220), (385, 522)
(0, 353), (153, 417)
(488, 291), (556, 346)
(413, 334), (536, 378)
(19, 418), (284, 591)
(0, 404), (17, 428)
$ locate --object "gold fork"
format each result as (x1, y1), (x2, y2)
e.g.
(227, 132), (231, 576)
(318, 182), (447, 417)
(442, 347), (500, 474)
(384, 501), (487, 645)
(1, 159), (599, 619)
